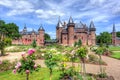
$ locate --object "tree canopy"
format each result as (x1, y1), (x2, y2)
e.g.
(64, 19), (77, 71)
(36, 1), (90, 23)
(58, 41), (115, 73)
(116, 31), (120, 38)
(0, 20), (20, 39)
(44, 33), (51, 40)
(96, 32), (112, 45)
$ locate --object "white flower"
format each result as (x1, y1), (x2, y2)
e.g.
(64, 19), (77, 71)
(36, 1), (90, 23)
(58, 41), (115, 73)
(41, 53), (44, 56)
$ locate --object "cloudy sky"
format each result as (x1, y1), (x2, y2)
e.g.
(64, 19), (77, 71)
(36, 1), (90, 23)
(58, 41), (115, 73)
(0, 0), (120, 39)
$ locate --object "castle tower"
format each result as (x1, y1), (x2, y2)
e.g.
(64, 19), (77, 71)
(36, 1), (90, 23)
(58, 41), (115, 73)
(112, 24), (116, 46)
(56, 17), (63, 44)
(68, 16), (75, 46)
(38, 25), (45, 46)
(23, 24), (27, 33)
(89, 21), (96, 45)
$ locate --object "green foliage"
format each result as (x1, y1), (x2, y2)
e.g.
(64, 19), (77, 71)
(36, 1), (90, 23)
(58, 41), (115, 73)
(4, 37), (12, 46)
(116, 31), (120, 38)
(74, 39), (82, 47)
(98, 72), (107, 78)
(0, 20), (20, 39)
(44, 33), (51, 40)
(0, 40), (5, 56)
(44, 52), (58, 80)
(95, 47), (104, 55)
(31, 39), (36, 48)
(76, 47), (88, 59)
(96, 32), (112, 45)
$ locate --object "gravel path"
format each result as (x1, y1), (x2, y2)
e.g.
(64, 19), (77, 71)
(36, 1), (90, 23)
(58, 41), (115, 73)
(0, 52), (120, 80)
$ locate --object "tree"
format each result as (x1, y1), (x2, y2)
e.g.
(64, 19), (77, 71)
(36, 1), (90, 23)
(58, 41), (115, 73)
(0, 20), (20, 39)
(31, 39), (36, 48)
(44, 33), (51, 40)
(76, 47), (88, 80)
(96, 32), (112, 46)
(116, 31), (120, 38)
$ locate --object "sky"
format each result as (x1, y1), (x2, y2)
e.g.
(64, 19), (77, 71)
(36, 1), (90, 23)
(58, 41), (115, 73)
(0, 0), (120, 39)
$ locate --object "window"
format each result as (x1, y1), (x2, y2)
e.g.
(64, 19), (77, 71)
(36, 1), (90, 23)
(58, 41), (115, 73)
(64, 37), (66, 40)
(74, 35), (77, 39)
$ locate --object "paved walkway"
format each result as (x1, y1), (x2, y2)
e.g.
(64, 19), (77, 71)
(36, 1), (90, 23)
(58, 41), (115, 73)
(0, 52), (120, 80)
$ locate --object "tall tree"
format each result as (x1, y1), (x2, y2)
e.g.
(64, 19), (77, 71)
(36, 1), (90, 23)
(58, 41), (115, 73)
(44, 33), (51, 40)
(116, 31), (120, 38)
(0, 20), (20, 39)
(96, 32), (112, 46)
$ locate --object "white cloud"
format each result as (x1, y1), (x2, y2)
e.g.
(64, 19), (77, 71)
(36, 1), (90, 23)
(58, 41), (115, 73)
(47, 31), (56, 39)
(0, 0), (34, 16)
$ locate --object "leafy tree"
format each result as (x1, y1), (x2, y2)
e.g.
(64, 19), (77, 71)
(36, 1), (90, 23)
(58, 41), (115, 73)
(76, 47), (88, 80)
(96, 32), (112, 46)
(31, 39), (36, 48)
(0, 20), (20, 39)
(44, 33), (51, 40)
(116, 31), (120, 38)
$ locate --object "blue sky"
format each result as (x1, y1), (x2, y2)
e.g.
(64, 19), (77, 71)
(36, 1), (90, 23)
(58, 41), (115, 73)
(0, 0), (120, 39)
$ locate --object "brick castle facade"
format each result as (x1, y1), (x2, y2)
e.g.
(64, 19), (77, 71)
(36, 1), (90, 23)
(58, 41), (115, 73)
(112, 24), (120, 46)
(56, 17), (96, 46)
(12, 24), (45, 46)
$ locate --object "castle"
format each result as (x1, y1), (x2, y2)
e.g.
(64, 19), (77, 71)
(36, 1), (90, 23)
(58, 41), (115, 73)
(112, 24), (120, 46)
(56, 17), (96, 46)
(12, 24), (45, 46)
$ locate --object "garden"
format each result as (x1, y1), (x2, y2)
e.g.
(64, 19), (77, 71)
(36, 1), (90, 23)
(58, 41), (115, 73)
(0, 43), (118, 80)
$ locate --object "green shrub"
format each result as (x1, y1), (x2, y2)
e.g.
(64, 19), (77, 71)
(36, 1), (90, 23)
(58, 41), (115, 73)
(31, 39), (36, 48)
(88, 54), (98, 62)
(4, 37), (12, 46)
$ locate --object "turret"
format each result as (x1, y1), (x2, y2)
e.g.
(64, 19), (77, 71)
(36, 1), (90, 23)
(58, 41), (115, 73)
(23, 24), (27, 33)
(112, 24), (116, 46)
(38, 24), (45, 46)
(68, 16), (75, 46)
(89, 21), (96, 45)
(56, 17), (63, 43)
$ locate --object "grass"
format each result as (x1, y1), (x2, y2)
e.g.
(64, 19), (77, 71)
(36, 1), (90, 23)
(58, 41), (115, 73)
(109, 46), (120, 51)
(0, 68), (60, 80)
(111, 52), (120, 59)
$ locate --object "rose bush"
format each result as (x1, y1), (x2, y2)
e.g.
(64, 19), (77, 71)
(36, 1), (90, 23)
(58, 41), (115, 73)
(13, 49), (40, 80)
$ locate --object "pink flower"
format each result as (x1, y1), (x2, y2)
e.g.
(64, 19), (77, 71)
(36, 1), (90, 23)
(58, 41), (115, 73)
(34, 64), (37, 69)
(15, 62), (21, 69)
(21, 53), (25, 57)
(13, 69), (16, 74)
(0, 60), (2, 64)
(26, 70), (30, 74)
(28, 49), (35, 55)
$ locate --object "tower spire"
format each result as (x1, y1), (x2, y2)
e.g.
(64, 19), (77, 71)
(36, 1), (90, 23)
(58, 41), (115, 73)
(57, 16), (62, 27)
(38, 24), (44, 31)
(113, 24), (116, 32)
(90, 21), (95, 28)
(68, 16), (74, 24)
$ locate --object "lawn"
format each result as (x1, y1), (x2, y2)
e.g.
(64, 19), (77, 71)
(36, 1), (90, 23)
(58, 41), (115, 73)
(109, 46), (120, 51)
(111, 52), (120, 60)
(0, 68), (60, 80)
